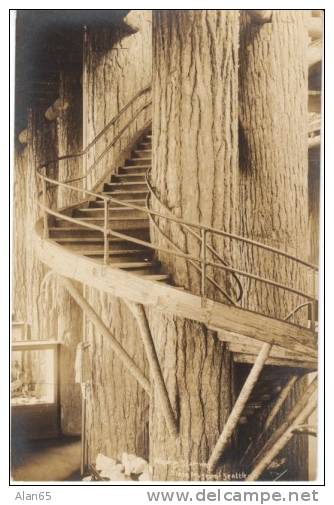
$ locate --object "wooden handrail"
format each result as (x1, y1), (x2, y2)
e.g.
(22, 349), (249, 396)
(39, 173), (318, 272)
(37, 85), (152, 190)
(39, 85), (151, 170)
(38, 201), (317, 306)
(36, 83), (318, 330)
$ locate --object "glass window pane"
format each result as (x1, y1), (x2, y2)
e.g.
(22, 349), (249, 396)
(11, 348), (55, 405)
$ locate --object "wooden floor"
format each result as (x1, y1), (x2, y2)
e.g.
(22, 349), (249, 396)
(11, 436), (81, 482)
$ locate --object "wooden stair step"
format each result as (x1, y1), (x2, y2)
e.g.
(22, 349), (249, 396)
(70, 249), (153, 259)
(93, 263), (169, 281)
(55, 216), (149, 230)
(102, 190), (148, 200)
(93, 260), (155, 269)
(74, 207), (147, 219)
(126, 158), (151, 166)
(132, 149), (152, 158)
(49, 226), (149, 239)
(53, 234), (148, 244)
(55, 241), (149, 252)
(122, 163), (150, 170)
(104, 181), (147, 191)
(90, 198), (146, 208)
(118, 166), (148, 175)
(111, 174), (146, 183)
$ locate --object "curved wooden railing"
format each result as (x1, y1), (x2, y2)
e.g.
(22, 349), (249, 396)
(39, 84), (152, 188)
(36, 84), (319, 331)
(36, 172), (318, 330)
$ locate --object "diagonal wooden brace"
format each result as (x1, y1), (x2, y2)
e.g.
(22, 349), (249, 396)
(125, 300), (178, 437)
(251, 375), (318, 469)
(263, 375), (299, 432)
(241, 374), (300, 465)
(59, 276), (151, 395)
(246, 392), (317, 481)
(208, 342), (272, 473)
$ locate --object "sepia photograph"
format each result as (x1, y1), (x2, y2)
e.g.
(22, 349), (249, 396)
(10, 8), (323, 483)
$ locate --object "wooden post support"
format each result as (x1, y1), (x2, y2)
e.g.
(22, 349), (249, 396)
(208, 342), (272, 473)
(125, 300), (178, 437)
(59, 276), (151, 395)
(246, 393), (317, 481)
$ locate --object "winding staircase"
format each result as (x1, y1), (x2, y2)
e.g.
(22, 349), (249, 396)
(33, 87), (319, 481)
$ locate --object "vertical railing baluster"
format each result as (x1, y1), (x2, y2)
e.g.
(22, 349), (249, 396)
(103, 199), (109, 264)
(42, 175), (49, 239)
(201, 228), (207, 307)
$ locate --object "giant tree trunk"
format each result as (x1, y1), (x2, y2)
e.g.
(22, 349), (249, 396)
(148, 10), (239, 481)
(84, 292), (150, 462)
(13, 79), (83, 434)
(56, 71), (83, 434)
(238, 10), (310, 320)
(84, 11), (152, 464)
(238, 10), (310, 480)
(85, 11), (152, 189)
(13, 144), (29, 323)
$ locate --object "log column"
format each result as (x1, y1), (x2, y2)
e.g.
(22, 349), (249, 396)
(238, 10), (310, 480)
(148, 10), (239, 481)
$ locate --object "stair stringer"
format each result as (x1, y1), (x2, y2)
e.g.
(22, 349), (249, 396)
(33, 218), (317, 360)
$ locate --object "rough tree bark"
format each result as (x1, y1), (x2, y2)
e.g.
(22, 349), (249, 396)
(238, 10), (310, 480)
(84, 11), (152, 464)
(13, 81), (83, 434)
(56, 71), (83, 434)
(84, 291), (150, 462)
(148, 10), (239, 481)
(25, 106), (59, 341)
(13, 144), (29, 323)
(85, 11), (152, 188)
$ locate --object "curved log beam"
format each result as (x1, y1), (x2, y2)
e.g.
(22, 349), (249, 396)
(33, 220), (318, 358)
